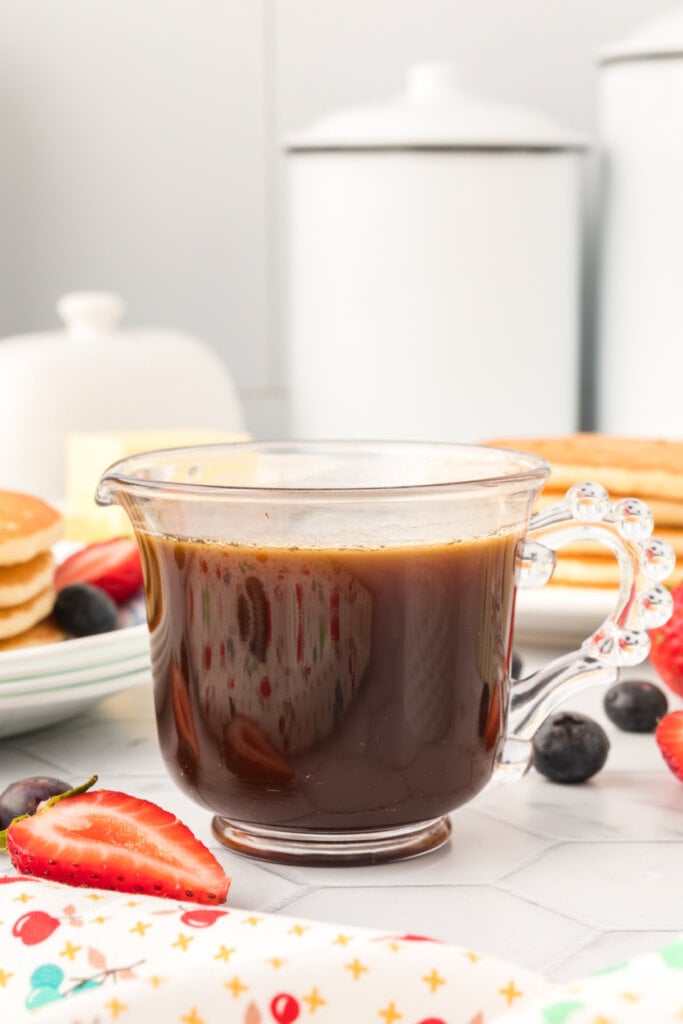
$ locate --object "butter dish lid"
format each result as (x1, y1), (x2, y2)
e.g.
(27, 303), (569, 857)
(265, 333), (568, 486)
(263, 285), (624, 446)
(600, 5), (683, 64)
(286, 63), (585, 152)
(1, 291), (169, 348)
(0, 291), (246, 499)
(0, 293), (241, 381)
(56, 291), (127, 338)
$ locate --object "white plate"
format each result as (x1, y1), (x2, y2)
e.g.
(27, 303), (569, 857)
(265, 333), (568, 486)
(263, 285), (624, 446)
(0, 668), (151, 739)
(0, 652), (151, 698)
(0, 540), (152, 736)
(514, 585), (616, 649)
(0, 622), (149, 681)
(0, 540), (149, 681)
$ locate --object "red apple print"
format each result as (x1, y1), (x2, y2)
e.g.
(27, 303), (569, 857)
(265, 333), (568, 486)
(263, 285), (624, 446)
(270, 993), (300, 1024)
(180, 908), (229, 928)
(417, 1019), (448, 1024)
(12, 910), (60, 945)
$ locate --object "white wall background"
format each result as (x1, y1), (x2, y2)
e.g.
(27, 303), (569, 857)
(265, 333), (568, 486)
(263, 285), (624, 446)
(0, 0), (677, 438)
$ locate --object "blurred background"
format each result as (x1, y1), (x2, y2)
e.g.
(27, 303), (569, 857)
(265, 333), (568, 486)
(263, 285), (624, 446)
(0, 0), (678, 440)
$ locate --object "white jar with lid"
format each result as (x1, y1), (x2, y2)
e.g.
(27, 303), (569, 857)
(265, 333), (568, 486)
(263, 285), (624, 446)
(596, 7), (683, 437)
(0, 292), (245, 498)
(284, 64), (585, 443)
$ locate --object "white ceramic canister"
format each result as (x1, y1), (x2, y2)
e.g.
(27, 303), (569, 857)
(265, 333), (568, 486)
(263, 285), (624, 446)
(0, 292), (246, 498)
(597, 7), (683, 437)
(284, 64), (585, 443)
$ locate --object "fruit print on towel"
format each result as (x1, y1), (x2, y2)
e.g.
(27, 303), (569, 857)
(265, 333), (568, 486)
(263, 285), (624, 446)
(0, 876), (553, 1024)
(23, 947), (141, 1011)
(185, 549), (372, 755)
(3, 888), (144, 1012)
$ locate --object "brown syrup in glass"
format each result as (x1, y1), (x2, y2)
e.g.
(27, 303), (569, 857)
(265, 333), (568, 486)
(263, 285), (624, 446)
(140, 532), (518, 831)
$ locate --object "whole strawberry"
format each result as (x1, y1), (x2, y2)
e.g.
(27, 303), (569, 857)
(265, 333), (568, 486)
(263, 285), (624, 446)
(649, 583), (683, 698)
(55, 538), (143, 605)
(656, 710), (683, 782)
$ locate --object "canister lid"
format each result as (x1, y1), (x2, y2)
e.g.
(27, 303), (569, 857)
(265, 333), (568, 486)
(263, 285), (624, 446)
(600, 5), (683, 64)
(286, 63), (584, 152)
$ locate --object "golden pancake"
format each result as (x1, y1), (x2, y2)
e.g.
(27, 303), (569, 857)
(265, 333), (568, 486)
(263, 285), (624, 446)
(0, 551), (55, 609)
(536, 527), (683, 559)
(0, 587), (56, 641)
(549, 555), (683, 589)
(487, 434), (682, 590)
(0, 616), (67, 651)
(485, 434), (683, 501)
(0, 491), (63, 566)
(534, 490), (683, 528)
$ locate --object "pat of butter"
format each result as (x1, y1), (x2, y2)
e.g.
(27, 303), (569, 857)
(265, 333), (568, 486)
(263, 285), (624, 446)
(64, 430), (250, 541)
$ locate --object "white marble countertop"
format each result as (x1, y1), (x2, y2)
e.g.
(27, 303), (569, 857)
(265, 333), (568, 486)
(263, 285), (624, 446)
(2, 647), (682, 985)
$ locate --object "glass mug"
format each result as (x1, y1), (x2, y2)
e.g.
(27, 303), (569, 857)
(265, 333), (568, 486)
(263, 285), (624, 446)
(96, 441), (675, 866)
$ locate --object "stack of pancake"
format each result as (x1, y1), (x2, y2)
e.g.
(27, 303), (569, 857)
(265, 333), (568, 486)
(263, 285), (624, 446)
(486, 434), (683, 588)
(0, 491), (65, 650)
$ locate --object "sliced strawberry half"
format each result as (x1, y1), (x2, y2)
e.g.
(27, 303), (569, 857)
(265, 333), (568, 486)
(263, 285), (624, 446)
(4, 788), (229, 905)
(55, 539), (144, 604)
(656, 710), (683, 782)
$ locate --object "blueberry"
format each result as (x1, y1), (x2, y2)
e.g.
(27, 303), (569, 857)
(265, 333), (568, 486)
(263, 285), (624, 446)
(533, 711), (610, 784)
(604, 679), (668, 733)
(511, 651), (523, 679)
(0, 776), (71, 829)
(53, 583), (117, 637)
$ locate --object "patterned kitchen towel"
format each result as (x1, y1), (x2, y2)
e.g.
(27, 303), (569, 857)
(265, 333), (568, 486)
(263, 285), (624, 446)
(0, 876), (552, 1023)
(3, 877), (682, 1023)
(494, 937), (683, 1024)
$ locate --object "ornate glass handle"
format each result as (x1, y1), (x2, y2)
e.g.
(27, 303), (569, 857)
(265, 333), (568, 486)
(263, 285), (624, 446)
(496, 482), (676, 780)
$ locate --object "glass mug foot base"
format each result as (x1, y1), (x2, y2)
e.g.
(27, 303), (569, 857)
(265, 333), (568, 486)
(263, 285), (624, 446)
(211, 815), (453, 866)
